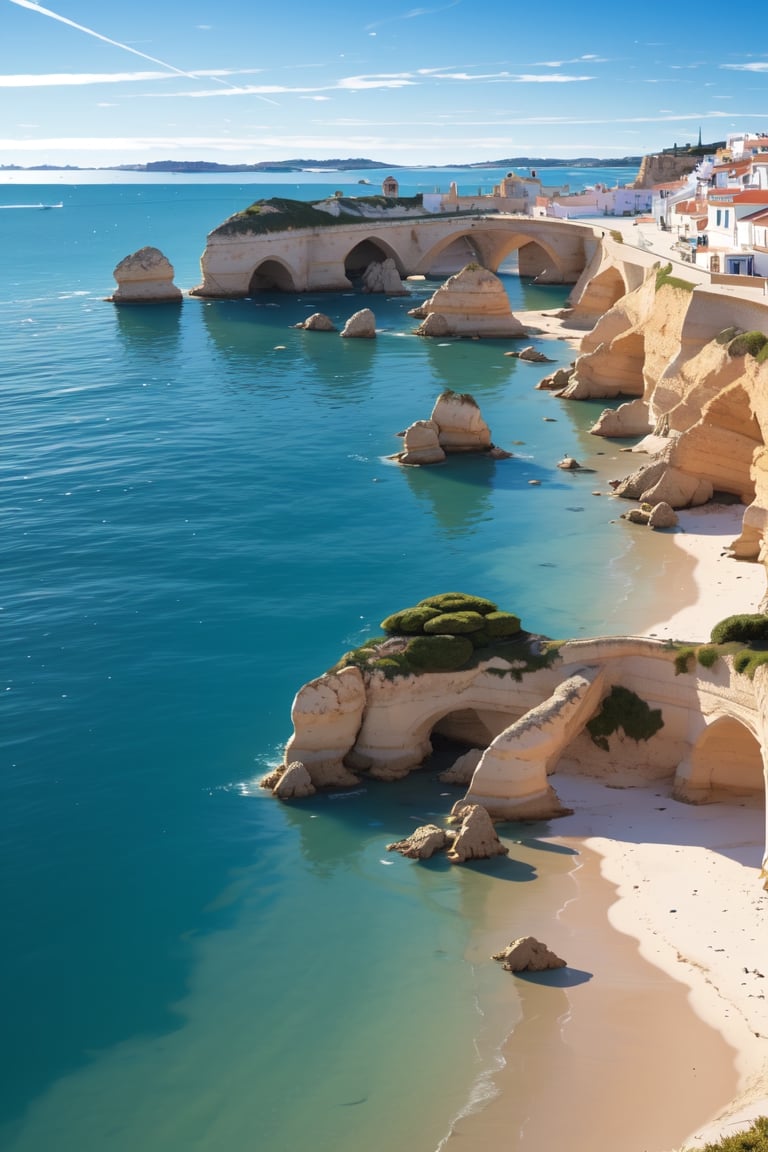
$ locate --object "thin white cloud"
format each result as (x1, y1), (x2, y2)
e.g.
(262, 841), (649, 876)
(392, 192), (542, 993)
(6, 0), (278, 102)
(0, 67), (265, 88)
(365, 0), (461, 31)
(536, 56), (608, 67)
(721, 62), (768, 72)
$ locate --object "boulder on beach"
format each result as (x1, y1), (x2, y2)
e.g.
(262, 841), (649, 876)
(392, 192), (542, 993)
(446, 803), (508, 862)
(492, 936), (566, 972)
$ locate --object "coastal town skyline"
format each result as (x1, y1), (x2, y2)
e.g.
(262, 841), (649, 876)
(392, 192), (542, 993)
(3, 0), (768, 169)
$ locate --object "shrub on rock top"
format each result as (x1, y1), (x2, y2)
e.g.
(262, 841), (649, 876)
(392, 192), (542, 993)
(423, 611), (487, 635)
(418, 592), (498, 615)
(484, 611), (522, 638)
(380, 606), (442, 634)
(710, 614), (768, 646)
(405, 634), (475, 671)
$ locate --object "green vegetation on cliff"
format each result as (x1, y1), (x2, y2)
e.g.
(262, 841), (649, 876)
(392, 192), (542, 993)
(586, 686), (664, 751)
(334, 592), (554, 679)
(214, 194), (426, 236)
(688, 1116), (768, 1152)
(655, 263), (695, 293)
(726, 330), (768, 363)
(709, 614), (768, 680)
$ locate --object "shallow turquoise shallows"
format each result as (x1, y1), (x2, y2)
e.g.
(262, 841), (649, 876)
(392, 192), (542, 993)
(1, 168), (653, 1151)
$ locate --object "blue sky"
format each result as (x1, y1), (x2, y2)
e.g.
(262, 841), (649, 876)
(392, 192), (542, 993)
(2, 0), (768, 168)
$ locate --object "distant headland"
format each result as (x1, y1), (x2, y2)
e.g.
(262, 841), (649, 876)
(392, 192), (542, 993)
(0, 155), (644, 175)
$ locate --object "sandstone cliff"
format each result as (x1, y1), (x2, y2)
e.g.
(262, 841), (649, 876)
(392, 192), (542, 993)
(561, 260), (768, 571)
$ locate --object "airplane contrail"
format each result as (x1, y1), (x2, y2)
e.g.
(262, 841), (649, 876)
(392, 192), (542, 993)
(7, 0), (279, 102)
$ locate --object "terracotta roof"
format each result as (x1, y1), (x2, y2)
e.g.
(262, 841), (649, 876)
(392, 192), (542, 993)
(674, 199), (707, 215)
(707, 189), (768, 204)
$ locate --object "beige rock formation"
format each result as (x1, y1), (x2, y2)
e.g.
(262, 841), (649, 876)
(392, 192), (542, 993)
(341, 308), (376, 338)
(446, 803), (508, 863)
(612, 454), (713, 509)
(408, 264), (527, 338)
(430, 391), (492, 452)
(648, 501), (679, 529)
(492, 936), (566, 972)
(273, 761), (316, 799)
(591, 398), (652, 438)
(293, 312), (337, 332)
(438, 747), (483, 785)
(398, 419), (446, 466)
(505, 346), (554, 363)
(621, 501), (678, 529)
(284, 666), (366, 787)
(110, 246), (182, 303)
(386, 824), (449, 859)
(536, 365), (575, 392)
(393, 391), (502, 465)
(362, 258), (405, 295)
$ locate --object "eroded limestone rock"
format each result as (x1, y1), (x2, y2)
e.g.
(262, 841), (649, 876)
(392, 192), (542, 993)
(591, 398), (652, 438)
(293, 312), (337, 332)
(386, 824), (449, 859)
(273, 761), (316, 799)
(446, 803), (508, 863)
(362, 258), (405, 295)
(399, 419), (446, 466)
(409, 265), (526, 338)
(438, 747), (483, 785)
(492, 936), (566, 972)
(111, 246), (182, 303)
(648, 501), (679, 529)
(505, 346), (555, 363)
(393, 392), (505, 465)
(341, 308), (376, 338)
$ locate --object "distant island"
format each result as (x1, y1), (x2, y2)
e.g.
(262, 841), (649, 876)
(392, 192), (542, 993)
(0, 155), (644, 174)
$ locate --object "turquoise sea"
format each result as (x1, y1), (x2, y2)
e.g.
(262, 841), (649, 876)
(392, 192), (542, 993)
(1, 165), (669, 1151)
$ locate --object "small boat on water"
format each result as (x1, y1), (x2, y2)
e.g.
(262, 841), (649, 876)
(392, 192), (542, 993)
(0, 202), (64, 210)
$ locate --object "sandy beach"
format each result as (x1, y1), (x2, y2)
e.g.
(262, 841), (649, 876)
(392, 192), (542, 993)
(444, 500), (767, 1148)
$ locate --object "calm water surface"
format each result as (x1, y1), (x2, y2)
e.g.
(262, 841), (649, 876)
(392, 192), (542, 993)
(1, 168), (659, 1151)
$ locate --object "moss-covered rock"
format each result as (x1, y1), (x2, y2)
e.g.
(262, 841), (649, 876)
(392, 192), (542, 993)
(484, 611), (522, 638)
(726, 330), (768, 359)
(405, 634), (475, 671)
(380, 606), (442, 634)
(711, 614), (768, 645)
(418, 592), (498, 615)
(423, 611), (487, 635)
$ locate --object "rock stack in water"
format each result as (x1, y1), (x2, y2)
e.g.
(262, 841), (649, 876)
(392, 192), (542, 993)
(110, 246), (182, 303)
(396, 390), (511, 466)
(408, 264), (526, 338)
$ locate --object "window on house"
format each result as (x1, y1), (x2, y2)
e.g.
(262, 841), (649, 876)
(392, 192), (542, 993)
(724, 210), (730, 228)
(716, 209), (722, 226)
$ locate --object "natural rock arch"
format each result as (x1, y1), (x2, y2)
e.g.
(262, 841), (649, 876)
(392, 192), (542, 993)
(681, 715), (766, 800)
(248, 258), (298, 293)
(576, 265), (628, 317)
(344, 237), (403, 280)
(431, 703), (528, 749)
